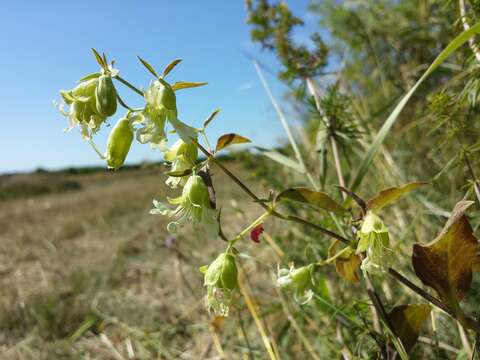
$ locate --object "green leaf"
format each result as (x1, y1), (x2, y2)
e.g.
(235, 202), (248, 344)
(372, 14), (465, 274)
(388, 304), (431, 353)
(203, 108), (221, 129)
(171, 81), (208, 91)
(350, 22), (480, 193)
(215, 133), (251, 152)
(276, 187), (347, 213)
(367, 182), (428, 211)
(162, 58), (182, 78)
(412, 201), (478, 309)
(91, 48), (107, 69)
(256, 147), (305, 173)
(137, 56), (159, 78)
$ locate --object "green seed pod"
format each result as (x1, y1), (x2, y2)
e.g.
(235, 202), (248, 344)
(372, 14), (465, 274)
(106, 117), (133, 170)
(95, 74), (118, 117)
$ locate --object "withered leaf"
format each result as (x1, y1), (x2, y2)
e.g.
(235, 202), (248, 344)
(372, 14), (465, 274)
(215, 133), (251, 152)
(367, 182), (427, 211)
(388, 304), (431, 353)
(412, 201), (478, 307)
(328, 240), (361, 283)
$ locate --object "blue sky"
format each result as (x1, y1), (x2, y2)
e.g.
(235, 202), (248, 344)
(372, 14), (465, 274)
(0, 0), (319, 173)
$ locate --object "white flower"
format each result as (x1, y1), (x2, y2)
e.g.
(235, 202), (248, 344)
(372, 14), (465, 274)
(150, 174), (218, 236)
(137, 79), (197, 146)
(276, 264), (314, 304)
(356, 211), (393, 275)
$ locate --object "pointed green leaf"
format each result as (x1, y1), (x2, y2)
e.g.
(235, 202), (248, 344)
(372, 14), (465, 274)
(367, 182), (428, 211)
(91, 48), (106, 69)
(203, 109), (221, 129)
(171, 81), (208, 91)
(388, 304), (431, 353)
(412, 201), (478, 308)
(276, 187), (347, 213)
(162, 58), (182, 78)
(215, 133), (251, 152)
(137, 56), (159, 78)
(256, 147), (305, 174)
(350, 22), (480, 193)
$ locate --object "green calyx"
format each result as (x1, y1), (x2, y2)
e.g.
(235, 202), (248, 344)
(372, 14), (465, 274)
(204, 253), (238, 291)
(106, 116), (134, 170)
(183, 175), (211, 208)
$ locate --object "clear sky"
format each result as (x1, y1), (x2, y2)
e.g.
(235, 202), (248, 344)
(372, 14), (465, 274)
(0, 0), (319, 173)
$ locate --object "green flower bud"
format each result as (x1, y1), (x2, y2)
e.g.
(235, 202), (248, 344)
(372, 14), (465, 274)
(164, 139), (198, 188)
(106, 117), (133, 170)
(95, 74), (118, 117)
(277, 264), (314, 304)
(356, 211), (393, 275)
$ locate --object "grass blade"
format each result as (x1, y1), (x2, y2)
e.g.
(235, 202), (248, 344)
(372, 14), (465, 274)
(350, 22), (480, 192)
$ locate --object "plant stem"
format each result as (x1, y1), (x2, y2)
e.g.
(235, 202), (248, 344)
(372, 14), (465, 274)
(388, 268), (480, 333)
(192, 139), (351, 244)
(228, 211), (271, 250)
(459, 0), (480, 62)
(114, 75), (144, 97)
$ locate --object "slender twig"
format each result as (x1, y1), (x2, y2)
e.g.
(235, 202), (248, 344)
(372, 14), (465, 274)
(193, 139), (351, 244)
(388, 268), (480, 333)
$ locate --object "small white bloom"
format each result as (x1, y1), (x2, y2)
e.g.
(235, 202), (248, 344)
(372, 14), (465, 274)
(150, 175), (218, 236)
(356, 211), (393, 275)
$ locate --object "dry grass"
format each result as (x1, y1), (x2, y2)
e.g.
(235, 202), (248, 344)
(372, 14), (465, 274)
(0, 164), (295, 359)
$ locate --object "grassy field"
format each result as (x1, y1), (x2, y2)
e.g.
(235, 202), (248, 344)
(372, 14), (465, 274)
(0, 164), (285, 359)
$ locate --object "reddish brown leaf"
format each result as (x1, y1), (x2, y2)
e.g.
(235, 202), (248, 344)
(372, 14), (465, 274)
(215, 133), (251, 152)
(388, 304), (431, 353)
(412, 201), (478, 307)
(367, 182), (427, 211)
(329, 240), (361, 283)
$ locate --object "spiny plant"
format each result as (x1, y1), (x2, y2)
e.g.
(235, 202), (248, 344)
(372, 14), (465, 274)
(56, 5), (480, 358)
